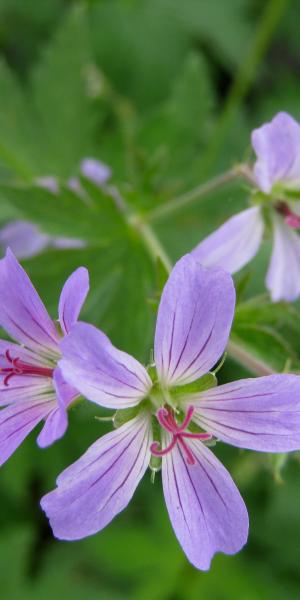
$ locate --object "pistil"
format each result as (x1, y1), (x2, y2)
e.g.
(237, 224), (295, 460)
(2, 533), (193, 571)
(0, 350), (54, 386)
(150, 405), (211, 465)
(276, 202), (300, 228)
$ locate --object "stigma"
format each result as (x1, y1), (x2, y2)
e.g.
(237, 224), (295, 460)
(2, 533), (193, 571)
(150, 405), (212, 466)
(0, 350), (54, 386)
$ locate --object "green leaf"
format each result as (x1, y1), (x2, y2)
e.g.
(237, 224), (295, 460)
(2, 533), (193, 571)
(113, 406), (140, 428)
(0, 60), (37, 180)
(137, 52), (215, 198)
(172, 372), (217, 398)
(0, 184), (126, 242)
(30, 6), (97, 175)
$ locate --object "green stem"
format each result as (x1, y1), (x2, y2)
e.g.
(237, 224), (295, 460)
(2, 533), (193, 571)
(146, 167), (240, 223)
(129, 215), (173, 273)
(201, 0), (290, 176)
(227, 340), (275, 376)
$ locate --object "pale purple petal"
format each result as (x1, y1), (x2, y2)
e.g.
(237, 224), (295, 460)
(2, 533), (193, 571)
(41, 411), (152, 540)
(266, 214), (300, 301)
(252, 112), (300, 193)
(35, 176), (59, 194)
(58, 267), (89, 335)
(0, 396), (55, 466)
(192, 207), (264, 274)
(37, 369), (77, 448)
(189, 374), (300, 452)
(154, 254), (235, 386)
(59, 322), (152, 409)
(0, 220), (50, 259)
(80, 158), (112, 186)
(0, 249), (60, 355)
(162, 435), (248, 570)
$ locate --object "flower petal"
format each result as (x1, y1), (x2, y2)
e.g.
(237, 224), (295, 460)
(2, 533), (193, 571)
(162, 435), (248, 570)
(0, 249), (60, 355)
(37, 369), (77, 448)
(0, 396), (55, 466)
(58, 267), (89, 335)
(0, 220), (50, 259)
(189, 374), (300, 452)
(192, 207), (264, 274)
(266, 214), (300, 301)
(80, 158), (112, 186)
(41, 412), (152, 540)
(154, 254), (235, 386)
(59, 322), (152, 409)
(252, 112), (300, 193)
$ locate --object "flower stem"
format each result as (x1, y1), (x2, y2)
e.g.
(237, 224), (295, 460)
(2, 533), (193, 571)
(128, 214), (173, 273)
(146, 168), (239, 223)
(227, 339), (275, 376)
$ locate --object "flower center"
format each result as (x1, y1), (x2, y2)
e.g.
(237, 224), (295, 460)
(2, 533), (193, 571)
(276, 202), (300, 228)
(0, 350), (54, 386)
(150, 405), (211, 465)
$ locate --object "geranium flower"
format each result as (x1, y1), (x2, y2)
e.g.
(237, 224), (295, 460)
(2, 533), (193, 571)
(193, 112), (300, 301)
(0, 249), (89, 464)
(41, 254), (300, 571)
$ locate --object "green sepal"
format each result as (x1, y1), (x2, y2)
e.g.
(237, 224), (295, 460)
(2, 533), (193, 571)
(150, 454), (162, 474)
(266, 452), (288, 484)
(250, 190), (271, 205)
(171, 372), (217, 398)
(147, 364), (158, 384)
(283, 189), (300, 201)
(113, 406), (140, 428)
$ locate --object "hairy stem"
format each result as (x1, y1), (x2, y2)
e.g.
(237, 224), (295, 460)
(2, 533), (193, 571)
(128, 214), (173, 273)
(227, 339), (276, 376)
(146, 167), (240, 223)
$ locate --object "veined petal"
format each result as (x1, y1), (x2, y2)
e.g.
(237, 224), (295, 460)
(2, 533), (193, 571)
(58, 267), (89, 335)
(266, 214), (300, 301)
(0, 396), (55, 466)
(0, 220), (50, 259)
(0, 249), (60, 355)
(37, 369), (77, 448)
(252, 112), (300, 193)
(190, 375), (300, 452)
(41, 411), (152, 540)
(59, 322), (152, 409)
(162, 434), (248, 570)
(154, 254), (235, 386)
(192, 207), (264, 274)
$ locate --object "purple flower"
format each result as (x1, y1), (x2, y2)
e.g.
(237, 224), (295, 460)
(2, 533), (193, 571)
(193, 112), (300, 302)
(0, 249), (89, 464)
(0, 221), (50, 260)
(41, 254), (300, 570)
(80, 158), (112, 186)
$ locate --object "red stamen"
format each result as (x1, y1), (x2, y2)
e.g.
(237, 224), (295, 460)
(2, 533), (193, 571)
(151, 405), (212, 466)
(177, 437), (196, 465)
(0, 350), (53, 386)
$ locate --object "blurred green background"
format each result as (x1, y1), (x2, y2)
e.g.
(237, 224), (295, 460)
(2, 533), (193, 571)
(1, 0), (300, 598)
